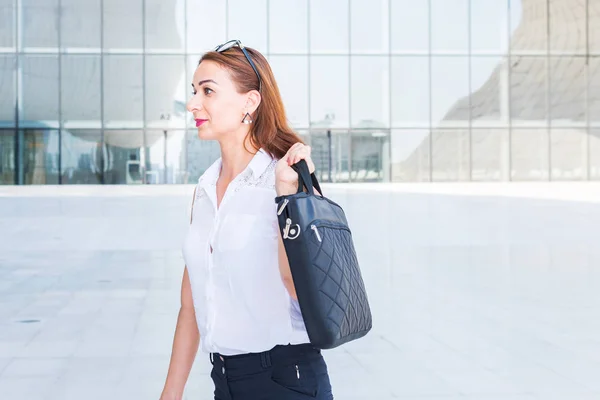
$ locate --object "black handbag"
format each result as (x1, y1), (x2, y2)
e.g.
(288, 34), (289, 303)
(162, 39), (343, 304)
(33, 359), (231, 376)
(275, 160), (372, 349)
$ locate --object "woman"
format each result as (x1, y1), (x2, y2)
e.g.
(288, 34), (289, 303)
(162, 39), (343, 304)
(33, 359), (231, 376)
(159, 40), (334, 400)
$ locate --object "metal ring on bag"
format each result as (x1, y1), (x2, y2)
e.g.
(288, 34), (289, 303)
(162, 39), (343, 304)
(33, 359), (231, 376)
(283, 218), (301, 240)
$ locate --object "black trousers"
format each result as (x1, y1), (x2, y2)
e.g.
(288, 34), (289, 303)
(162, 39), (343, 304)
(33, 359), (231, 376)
(209, 343), (334, 400)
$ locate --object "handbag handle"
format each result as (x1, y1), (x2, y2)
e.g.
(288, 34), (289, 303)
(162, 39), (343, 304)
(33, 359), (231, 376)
(291, 159), (323, 196)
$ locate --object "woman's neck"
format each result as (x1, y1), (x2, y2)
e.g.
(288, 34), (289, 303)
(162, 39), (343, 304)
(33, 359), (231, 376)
(218, 139), (258, 182)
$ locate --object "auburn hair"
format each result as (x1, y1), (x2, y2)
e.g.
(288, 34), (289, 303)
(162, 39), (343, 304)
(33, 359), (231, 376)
(199, 46), (304, 160)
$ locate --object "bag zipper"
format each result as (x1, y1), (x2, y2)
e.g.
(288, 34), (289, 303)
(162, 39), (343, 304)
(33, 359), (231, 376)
(310, 225), (322, 242)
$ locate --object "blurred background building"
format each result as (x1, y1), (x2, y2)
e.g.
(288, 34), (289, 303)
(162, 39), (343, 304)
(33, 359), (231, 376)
(0, 0), (598, 185)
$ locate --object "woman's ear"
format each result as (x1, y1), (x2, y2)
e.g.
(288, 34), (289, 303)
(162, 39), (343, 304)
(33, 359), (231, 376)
(245, 90), (261, 114)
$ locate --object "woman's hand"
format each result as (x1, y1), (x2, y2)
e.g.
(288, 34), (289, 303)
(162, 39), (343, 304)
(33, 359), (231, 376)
(275, 143), (315, 196)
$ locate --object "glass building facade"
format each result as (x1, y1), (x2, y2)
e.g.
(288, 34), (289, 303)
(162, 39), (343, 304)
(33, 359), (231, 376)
(0, 0), (599, 184)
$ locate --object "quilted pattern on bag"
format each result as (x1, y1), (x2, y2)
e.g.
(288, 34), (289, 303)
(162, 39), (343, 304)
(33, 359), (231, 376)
(306, 225), (372, 342)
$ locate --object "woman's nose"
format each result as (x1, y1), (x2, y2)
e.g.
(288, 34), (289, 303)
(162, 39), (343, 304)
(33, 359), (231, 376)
(186, 96), (200, 113)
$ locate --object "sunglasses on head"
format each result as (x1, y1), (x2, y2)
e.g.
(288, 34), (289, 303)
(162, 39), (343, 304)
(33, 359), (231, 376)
(214, 39), (262, 92)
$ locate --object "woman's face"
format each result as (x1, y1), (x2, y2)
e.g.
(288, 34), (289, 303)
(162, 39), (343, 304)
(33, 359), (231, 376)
(186, 60), (253, 141)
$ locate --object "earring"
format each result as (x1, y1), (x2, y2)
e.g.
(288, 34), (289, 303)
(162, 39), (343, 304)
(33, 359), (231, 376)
(241, 112), (253, 124)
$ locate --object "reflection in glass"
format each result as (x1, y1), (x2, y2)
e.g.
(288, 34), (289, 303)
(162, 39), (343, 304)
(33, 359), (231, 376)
(550, 57), (586, 126)
(589, 57), (600, 125)
(391, 57), (429, 127)
(550, 129), (586, 180)
(431, 129), (470, 181)
(350, 0), (388, 54)
(310, 56), (349, 128)
(511, 129), (549, 180)
(0, 55), (15, 123)
(228, 0), (267, 54)
(431, 0), (468, 53)
(470, 56), (509, 126)
(186, 130), (220, 183)
(1, 0), (14, 48)
(21, 55), (59, 123)
(470, 0), (509, 55)
(390, 129), (430, 182)
(351, 56), (389, 127)
(145, 56), (186, 128)
(309, 130), (349, 183)
(510, 56), (548, 126)
(22, 0), (59, 48)
(23, 129), (59, 184)
(591, 129), (600, 179)
(390, 0), (428, 53)
(509, 0), (547, 54)
(145, 0), (184, 51)
(103, 56), (143, 125)
(269, 0), (308, 54)
(145, 130), (187, 184)
(310, 0), (348, 54)
(61, 55), (101, 122)
(103, 130), (143, 184)
(350, 130), (390, 182)
(61, 129), (103, 184)
(471, 129), (510, 181)
(0, 129), (15, 184)
(269, 56), (309, 128)
(431, 57), (469, 125)
(103, 0), (142, 49)
(186, 0), (225, 52)
(549, 0), (586, 54)
(61, 0), (101, 48)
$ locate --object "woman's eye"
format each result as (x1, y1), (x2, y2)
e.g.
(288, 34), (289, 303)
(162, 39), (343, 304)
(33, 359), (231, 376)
(204, 87), (213, 95)
(191, 91), (197, 96)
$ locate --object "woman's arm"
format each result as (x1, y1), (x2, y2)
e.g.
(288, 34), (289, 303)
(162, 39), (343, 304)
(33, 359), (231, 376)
(160, 189), (200, 400)
(278, 230), (298, 300)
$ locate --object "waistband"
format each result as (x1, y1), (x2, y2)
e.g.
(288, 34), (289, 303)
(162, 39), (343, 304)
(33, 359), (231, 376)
(209, 344), (320, 376)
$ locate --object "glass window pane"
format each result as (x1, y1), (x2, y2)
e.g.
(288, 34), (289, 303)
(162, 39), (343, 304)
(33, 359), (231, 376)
(391, 57), (429, 127)
(61, 129), (103, 184)
(350, 0), (388, 54)
(309, 130), (350, 182)
(103, 130), (143, 184)
(61, 55), (101, 122)
(550, 128), (586, 180)
(144, 130), (186, 184)
(470, 56), (509, 126)
(591, 57), (600, 125)
(391, 0), (428, 53)
(591, 129), (600, 179)
(21, 55), (59, 123)
(269, 0), (307, 54)
(350, 130), (390, 182)
(310, 56), (349, 128)
(269, 55), (308, 128)
(103, 0), (142, 49)
(511, 128), (550, 180)
(145, 56), (186, 128)
(186, 0), (225, 53)
(145, 0), (184, 51)
(390, 129), (430, 182)
(60, 0), (101, 48)
(510, 56), (548, 126)
(431, 0), (468, 53)
(103, 56), (143, 125)
(510, 0), (547, 54)
(592, 14), (600, 54)
(228, 0), (267, 54)
(0, 55), (15, 123)
(351, 56), (389, 127)
(471, 128), (510, 181)
(549, 1), (586, 54)
(1, 0), (15, 48)
(0, 129), (15, 184)
(550, 56), (586, 126)
(309, 0), (348, 54)
(431, 57), (469, 125)
(471, 0), (509, 55)
(23, 129), (59, 184)
(23, 0), (59, 48)
(431, 128), (470, 181)
(186, 130), (220, 182)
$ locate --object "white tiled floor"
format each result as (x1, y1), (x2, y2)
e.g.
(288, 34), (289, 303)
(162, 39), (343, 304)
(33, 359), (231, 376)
(1, 183), (600, 399)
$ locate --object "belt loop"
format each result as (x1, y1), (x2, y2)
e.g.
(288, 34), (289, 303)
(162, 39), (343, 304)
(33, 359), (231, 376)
(260, 350), (272, 368)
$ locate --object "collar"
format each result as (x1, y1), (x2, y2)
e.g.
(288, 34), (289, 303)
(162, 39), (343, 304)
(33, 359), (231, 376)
(197, 148), (274, 190)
